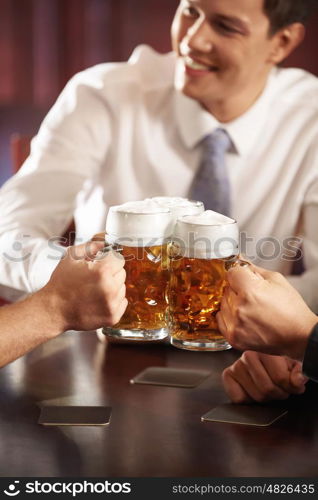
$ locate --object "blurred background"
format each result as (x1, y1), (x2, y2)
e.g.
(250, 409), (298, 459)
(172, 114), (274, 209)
(1, 0), (317, 186)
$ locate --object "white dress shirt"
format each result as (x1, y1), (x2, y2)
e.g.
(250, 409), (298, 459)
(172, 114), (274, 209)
(0, 45), (318, 310)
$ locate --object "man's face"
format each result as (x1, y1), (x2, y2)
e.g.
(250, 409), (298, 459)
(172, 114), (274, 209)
(171, 0), (278, 114)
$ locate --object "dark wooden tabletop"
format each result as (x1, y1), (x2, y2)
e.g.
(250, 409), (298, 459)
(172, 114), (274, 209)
(0, 331), (318, 477)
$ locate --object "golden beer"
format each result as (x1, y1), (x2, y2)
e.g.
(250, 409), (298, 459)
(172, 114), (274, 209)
(102, 200), (174, 341)
(168, 255), (231, 350)
(168, 210), (240, 351)
(109, 243), (169, 335)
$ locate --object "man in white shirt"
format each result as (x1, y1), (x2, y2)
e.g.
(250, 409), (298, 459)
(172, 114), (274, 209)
(0, 0), (317, 312)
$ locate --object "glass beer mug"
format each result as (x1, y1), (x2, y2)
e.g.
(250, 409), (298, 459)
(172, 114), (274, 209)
(102, 200), (174, 341)
(168, 210), (245, 351)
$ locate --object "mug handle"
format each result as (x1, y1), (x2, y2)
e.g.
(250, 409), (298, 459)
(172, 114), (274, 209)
(225, 257), (250, 271)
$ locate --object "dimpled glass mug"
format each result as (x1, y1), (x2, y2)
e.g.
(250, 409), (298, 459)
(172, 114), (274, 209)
(168, 210), (247, 352)
(100, 200), (174, 341)
(98, 197), (205, 342)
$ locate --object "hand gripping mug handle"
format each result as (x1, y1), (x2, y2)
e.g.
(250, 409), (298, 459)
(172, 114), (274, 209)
(224, 257), (250, 271)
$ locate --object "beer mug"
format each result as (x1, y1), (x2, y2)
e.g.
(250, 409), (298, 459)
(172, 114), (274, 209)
(102, 200), (174, 341)
(168, 210), (244, 351)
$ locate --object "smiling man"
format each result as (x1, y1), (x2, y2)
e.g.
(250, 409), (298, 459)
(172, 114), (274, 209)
(172, 0), (305, 120)
(0, 2), (317, 311)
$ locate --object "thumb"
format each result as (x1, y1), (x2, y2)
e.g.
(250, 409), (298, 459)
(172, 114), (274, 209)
(227, 264), (264, 294)
(290, 362), (308, 388)
(248, 264), (275, 280)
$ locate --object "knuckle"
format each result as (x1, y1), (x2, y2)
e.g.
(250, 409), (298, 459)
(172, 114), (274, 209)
(230, 358), (241, 372)
(221, 368), (230, 382)
(235, 306), (246, 323)
(102, 270), (114, 285)
(241, 350), (255, 365)
(227, 325), (236, 341)
(110, 307), (125, 326)
(118, 269), (126, 284)
(240, 290), (255, 305)
(221, 368), (233, 387)
(107, 308), (120, 326)
(121, 284), (127, 298)
(101, 258), (114, 272)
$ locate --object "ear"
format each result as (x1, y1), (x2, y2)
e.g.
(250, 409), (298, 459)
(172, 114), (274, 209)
(268, 23), (305, 65)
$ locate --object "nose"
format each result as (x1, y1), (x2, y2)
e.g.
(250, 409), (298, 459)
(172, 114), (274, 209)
(185, 19), (213, 53)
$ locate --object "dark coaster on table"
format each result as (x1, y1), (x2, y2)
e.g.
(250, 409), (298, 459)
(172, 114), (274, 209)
(130, 366), (211, 388)
(202, 403), (288, 427)
(38, 406), (112, 426)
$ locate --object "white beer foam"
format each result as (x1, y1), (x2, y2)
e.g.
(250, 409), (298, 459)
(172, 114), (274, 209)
(113, 200), (170, 214)
(147, 196), (204, 221)
(151, 196), (202, 209)
(174, 210), (239, 259)
(181, 210), (234, 226)
(106, 200), (174, 247)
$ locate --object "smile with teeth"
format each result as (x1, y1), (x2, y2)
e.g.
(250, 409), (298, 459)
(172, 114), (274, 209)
(184, 56), (218, 71)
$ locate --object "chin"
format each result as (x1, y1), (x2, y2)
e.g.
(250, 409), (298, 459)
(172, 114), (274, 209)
(178, 85), (200, 100)
(180, 82), (216, 103)
(174, 70), (221, 105)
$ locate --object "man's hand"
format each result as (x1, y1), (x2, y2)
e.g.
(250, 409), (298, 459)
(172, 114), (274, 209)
(40, 240), (127, 332)
(217, 265), (317, 361)
(222, 351), (308, 403)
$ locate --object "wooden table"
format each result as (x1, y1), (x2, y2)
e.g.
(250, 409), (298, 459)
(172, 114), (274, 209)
(0, 331), (317, 477)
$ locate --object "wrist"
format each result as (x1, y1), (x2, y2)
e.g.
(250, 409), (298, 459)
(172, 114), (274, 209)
(290, 313), (318, 361)
(32, 287), (69, 338)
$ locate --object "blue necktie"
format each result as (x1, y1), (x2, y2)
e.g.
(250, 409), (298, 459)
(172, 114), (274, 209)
(189, 128), (232, 216)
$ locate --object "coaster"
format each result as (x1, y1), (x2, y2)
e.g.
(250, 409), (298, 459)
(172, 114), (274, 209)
(201, 403), (288, 427)
(130, 366), (211, 388)
(38, 406), (112, 426)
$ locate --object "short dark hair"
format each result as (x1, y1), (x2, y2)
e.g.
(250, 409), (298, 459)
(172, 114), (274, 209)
(264, 0), (317, 34)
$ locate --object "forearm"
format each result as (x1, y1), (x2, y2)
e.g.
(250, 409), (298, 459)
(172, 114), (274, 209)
(0, 290), (65, 368)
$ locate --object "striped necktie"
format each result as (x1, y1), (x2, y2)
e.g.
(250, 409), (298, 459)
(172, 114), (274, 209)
(189, 128), (232, 216)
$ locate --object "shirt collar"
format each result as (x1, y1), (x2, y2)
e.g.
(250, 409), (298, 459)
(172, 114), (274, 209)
(175, 68), (277, 156)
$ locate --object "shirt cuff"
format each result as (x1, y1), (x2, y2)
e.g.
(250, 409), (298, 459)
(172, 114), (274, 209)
(29, 243), (66, 291)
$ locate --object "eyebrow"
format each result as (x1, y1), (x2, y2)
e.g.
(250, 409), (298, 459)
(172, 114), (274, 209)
(213, 14), (251, 35)
(184, 0), (251, 35)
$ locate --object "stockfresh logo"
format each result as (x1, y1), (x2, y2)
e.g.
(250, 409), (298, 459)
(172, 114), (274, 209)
(4, 481), (20, 497)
